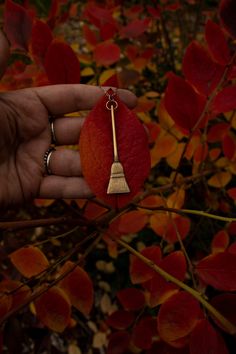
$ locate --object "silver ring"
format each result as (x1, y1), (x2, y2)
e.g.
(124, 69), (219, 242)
(44, 147), (55, 175)
(50, 121), (57, 145)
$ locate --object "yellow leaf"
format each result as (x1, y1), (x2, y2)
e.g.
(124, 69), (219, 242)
(99, 69), (116, 85)
(81, 67), (95, 77)
(167, 142), (185, 169)
(167, 188), (185, 209)
(208, 171), (232, 188)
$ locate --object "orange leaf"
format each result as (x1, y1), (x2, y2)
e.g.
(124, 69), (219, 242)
(144, 251), (187, 306)
(79, 91), (151, 208)
(93, 41), (120, 66)
(208, 171), (232, 188)
(157, 291), (200, 344)
(190, 319), (229, 354)
(34, 286), (71, 332)
(44, 40), (80, 84)
(9, 246), (49, 278)
(0, 280), (31, 310)
(108, 210), (148, 237)
(129, 246), (162, 284)
(59, 261), (94, 316)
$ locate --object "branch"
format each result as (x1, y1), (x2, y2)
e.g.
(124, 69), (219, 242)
(116, 238), (236, 335)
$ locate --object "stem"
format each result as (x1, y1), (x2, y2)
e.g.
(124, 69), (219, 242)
(116, 238), (236, 335)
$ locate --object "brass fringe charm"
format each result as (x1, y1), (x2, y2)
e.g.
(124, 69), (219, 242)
(106, 94), (130, 194)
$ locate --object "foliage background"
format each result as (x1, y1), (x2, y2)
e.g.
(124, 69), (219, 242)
(1, 0), (236, 353)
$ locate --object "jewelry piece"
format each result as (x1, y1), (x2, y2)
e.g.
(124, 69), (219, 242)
(106, 89), (130, 194)
(44, 147), (55, 175)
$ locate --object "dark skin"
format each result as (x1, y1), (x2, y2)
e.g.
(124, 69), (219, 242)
(0, 32), (137, 208)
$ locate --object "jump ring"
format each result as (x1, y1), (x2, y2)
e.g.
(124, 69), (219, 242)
(44, 147), (55, 175)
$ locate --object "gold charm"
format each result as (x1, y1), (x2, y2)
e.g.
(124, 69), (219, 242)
(106, 94), (130, 194)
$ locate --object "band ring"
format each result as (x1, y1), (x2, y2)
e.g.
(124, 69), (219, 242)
(50, 121), (57, 145)
(44, 147), (55, 175)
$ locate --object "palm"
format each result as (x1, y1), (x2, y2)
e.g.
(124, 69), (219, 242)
(0, 84), (136, 208)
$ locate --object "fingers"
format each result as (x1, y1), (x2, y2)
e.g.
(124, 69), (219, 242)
(34, 85), (137, 115)
(39, 175), (93, 199)
(52, 117), (85, 145)
(48, 149), (82, 176)
(0, 30), (10, 79)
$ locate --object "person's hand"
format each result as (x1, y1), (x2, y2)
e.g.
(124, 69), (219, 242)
(0, 34), (137, 208)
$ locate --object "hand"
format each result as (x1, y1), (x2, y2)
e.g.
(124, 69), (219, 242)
(0, 34), (137, 208)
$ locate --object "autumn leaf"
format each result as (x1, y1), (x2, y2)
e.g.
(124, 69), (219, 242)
(164, 73), (206, 131)
(196, 252), (236, 290)
(129, 245), (162, 284)
(93, 41), (120, 66)
(212, 86), (236, 114)
(59, 261), (94, 316)
(107, 331), (131, 354)
(131, 316), (157, 350)
(0, 280), (31, 311)
(30, 19), (53, 62)
(79, 92), (151, 208)
(44, 40), (80, 84)
(183, 41), (224, 96)
(4, 0), (33, 51)
(219, 0), (236, 38)
(106, 310), (135, 330)
(120, 18), (150, 38)
(144, 251), (187, 306)
(205, 20), (230, 66)
(211, 230), (229, 254)
(210, 293), (236, 332)
(34, 286), (71, 332)
(117, 288), (145, 311)
(157, 291), (200, 344)
(190, 319), (229, 354)
(9, 246), (49, 278)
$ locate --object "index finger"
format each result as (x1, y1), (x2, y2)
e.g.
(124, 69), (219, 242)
(33, 84), (137, 116)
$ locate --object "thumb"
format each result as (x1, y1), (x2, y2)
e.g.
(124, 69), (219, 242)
(0, 30), (10, 79)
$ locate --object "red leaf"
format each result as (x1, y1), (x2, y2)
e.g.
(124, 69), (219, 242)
(196, 252), (236, 290)
(211, 230), (229, 254)
(183, 41), (224, 96)
(210, 293), (236, 331)
(212, 85), (236, 113)
(157, 291), (200, 344)
(147, 341), (190, 354)
(205, 20), (230, 65)
(107, 310), (134, 330)
(227, 187), (236, 200)
(129, 246), (162, 284)
(164, 73), (206, 131)
(144, 251), (187, 306)
(120, 18), (150, 38)
(4, 0), (33, 50)
(79, 92), (151, 208)
(108, 210), (148, 237)
(93, 41), (120, 66)
(0, 292), (12, 319)
(107, 331), (131, 354)
(222, 132), (236, 159)
(132, 316), (157, 349)
(189, 319), (229, 354)
(34, 286), (71, 332)
(9, 246), (49, 278)
(117, 288), (145, 311)
(100, 22), (118, 41)
(44, 40), (80, 84)
(59, 261), (94, 316)
(83, 24), (98, 48)
(219, 0), (236, 38)
(30, 20), (53, 62)
(207, 122), (229, 142)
